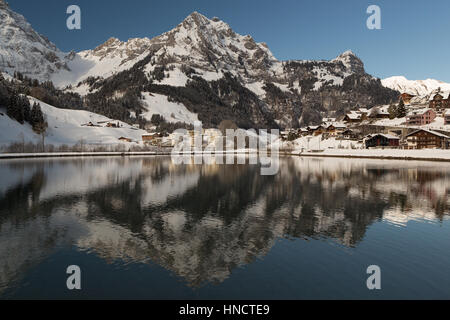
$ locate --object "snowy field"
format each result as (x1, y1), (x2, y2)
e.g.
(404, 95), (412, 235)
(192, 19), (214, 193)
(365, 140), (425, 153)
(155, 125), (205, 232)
(0, 96), (149, 147)
(141, 92), (198, 124)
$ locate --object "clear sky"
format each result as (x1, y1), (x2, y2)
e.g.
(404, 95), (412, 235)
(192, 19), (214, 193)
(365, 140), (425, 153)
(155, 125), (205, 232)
(6, 0), (450, 82)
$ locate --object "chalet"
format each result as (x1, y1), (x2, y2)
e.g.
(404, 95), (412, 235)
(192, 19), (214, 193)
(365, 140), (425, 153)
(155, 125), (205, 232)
(334, 122), (347, 129)
(118, 137), (132, 143)
(325, 124), (336, 136)
(445, 109), (450, 125)
(340, 129), (354, 140)
(307, 125), (325, 136)
(405, 129), (449, 149)
(429, 92), (450, 111)
(369, 107), (390, 119)
(106, 122), (120, 128)
(334, 123), (347, 134)
(357, 108), (369, 117)
(406, 108), (436, 126)
(400, 93), (415, 105)
(365, 134), (400, 149)
(142, 133), (159, 142)
(343, 112), (362, 123)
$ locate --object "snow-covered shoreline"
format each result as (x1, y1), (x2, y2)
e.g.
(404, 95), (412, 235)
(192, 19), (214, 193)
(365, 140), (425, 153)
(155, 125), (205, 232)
(1, 149), (450, 162)
(0, 151), (165, 159)
(289, 149), (450, 162)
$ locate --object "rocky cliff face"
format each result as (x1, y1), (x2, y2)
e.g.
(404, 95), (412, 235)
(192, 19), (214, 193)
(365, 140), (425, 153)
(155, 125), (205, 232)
(0, 5), (399, 128)
(0, 0), (72, 80)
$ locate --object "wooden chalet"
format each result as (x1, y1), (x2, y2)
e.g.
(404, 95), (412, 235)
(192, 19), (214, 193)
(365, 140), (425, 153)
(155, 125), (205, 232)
(365, 134), (400, 149)
(405, 129), (449, 149)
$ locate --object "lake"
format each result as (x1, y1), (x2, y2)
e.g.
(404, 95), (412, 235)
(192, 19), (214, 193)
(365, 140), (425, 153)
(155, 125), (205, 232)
(0, 156), (449, 299)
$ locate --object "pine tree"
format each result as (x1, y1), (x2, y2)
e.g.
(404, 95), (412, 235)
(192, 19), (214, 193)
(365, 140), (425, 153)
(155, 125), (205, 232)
(7, 92), (24, 124)
(388, 104), (397, 119)
(30, 102), (47, 133)
(396, 100), (406, 118)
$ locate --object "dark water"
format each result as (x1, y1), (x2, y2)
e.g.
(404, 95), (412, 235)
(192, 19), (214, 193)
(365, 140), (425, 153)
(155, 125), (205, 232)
(0, 156), (449, 300)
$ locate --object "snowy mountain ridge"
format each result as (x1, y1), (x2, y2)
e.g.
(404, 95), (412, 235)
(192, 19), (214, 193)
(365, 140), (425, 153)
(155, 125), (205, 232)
(0, 0), (73, 81)
(382, 76), (450, 97)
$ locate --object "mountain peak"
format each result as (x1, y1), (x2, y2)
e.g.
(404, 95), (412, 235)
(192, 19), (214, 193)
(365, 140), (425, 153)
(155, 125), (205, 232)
(339, 50), (356, 57)
(0, 0), (69, 80)
(333, 50), (364, 74)
(182, 11), (211, 27)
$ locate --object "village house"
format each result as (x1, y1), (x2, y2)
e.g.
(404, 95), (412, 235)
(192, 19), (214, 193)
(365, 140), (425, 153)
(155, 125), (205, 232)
(365, 134), (400, 149)
(106, 122), (120, 128)
(118, 137), (132, 143)
(400, 93), (415, 105)
(357, 108), (369, 117)
(429, 92), (450, 111)
(142, 133), (160, 143)
(334, 123), (347, 134)
(369, 107), (390, 119)
(405, 129), (449, 149)
(343, 112), (363, 123)
(307, 125), (325, 136)
(445, 109), (450, 125)
(406, 108), (436, 126)
(325, 124), (336, 136)
(339, 129), (355, 140)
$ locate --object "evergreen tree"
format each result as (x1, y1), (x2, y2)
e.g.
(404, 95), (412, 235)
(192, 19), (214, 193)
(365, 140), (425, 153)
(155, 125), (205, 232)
(396, 100), (406, 118)
(388, 104), (397, 119)
(30, 102), (47, 134)
(7, 92), (24, 124)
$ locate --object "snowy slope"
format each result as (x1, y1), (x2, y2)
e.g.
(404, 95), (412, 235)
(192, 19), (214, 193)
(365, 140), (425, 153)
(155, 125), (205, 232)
(141, 93), (198, 124)
(0, 96), (149, 147)
(52, 38), (153, 87)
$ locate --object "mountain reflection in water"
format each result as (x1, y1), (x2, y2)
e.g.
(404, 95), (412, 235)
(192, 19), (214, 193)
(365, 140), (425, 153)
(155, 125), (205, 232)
(0, 156), (449, 295)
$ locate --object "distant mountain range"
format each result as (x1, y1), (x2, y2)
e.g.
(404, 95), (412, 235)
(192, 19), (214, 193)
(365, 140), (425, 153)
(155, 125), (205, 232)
(0, 0), (433, 129)
(382, 76), (450, 103)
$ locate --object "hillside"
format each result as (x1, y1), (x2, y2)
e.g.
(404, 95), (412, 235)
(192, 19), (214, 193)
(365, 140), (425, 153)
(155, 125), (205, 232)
(0, 94), (148, 148)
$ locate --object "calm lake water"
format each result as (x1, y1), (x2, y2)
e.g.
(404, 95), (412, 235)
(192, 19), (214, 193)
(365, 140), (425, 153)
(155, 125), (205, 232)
(0, 156), (449, 300)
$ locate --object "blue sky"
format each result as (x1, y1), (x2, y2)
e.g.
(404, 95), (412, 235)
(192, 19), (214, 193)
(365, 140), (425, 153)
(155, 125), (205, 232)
(7, 0), (450, 82)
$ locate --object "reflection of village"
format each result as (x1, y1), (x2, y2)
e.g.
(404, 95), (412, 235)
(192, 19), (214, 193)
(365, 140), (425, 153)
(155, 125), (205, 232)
(0, 157), (448, 292)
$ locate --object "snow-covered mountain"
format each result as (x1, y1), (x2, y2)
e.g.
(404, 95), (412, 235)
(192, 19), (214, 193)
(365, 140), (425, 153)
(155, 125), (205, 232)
(61, 12), (397, 127)
(0, 3), (399, 129)
(0, 0), (73, 81)
(382, 76), (450, 97)
(57, 13), (367, 92)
